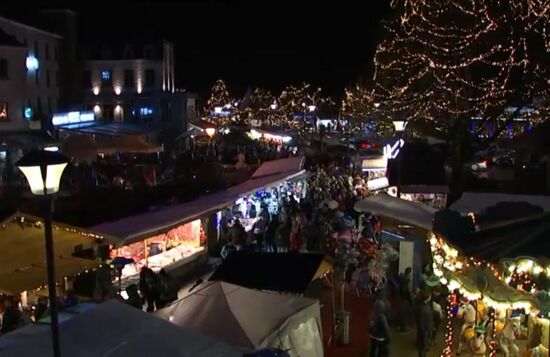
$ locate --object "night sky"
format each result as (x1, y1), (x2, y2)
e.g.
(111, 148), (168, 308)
(4, 1), (391, 98)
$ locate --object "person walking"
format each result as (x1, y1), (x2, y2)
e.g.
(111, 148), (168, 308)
(139, 267), (160, 312)
(125, 284), (143, 310)
(264, 218), (279, 253)
(289, 215), (303, 252)
(157, 269), (177, 308)
(415, 289), (435, 357)
(1, 298), (21, 334)
(369, 292), (391, 357)
(397, 267), (413, 332)
(275, 216), (291, 252)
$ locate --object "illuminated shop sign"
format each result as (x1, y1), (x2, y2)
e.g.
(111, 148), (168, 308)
(52, 111), (95, 126)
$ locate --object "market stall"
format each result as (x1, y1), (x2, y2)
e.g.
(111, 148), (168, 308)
(157, 281), (324, 357)
(107, 219), (206, 279)
(0, 214), (102, 307)
(398, 184), (449, 209)
(224, 156), (307, 232)
(92, 156), (307, 281)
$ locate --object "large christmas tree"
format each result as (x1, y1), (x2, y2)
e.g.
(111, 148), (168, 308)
(373, 0), (550, 134)
(205, 79), (234, 124)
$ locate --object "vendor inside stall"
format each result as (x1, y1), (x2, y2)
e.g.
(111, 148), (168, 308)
(109, 219), (205, 280)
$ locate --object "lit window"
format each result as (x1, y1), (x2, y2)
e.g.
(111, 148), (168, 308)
(139, 107), (153, 116)
(0, 102), (7, 120)
(101, 70), (111, 81)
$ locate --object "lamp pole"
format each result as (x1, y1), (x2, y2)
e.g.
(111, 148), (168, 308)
(42, 194), (61, 357)
(17, 150), (69, 357)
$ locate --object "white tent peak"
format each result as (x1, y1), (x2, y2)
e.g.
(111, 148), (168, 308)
(354, 192), (437, 230)
(157, 281), (321, 352)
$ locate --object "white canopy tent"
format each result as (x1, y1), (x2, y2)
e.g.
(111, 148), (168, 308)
(157, 281), (323, 357)
(449, 192), (550, 215)
(354, 193), (437, 230)
(0, 300), (241, 357)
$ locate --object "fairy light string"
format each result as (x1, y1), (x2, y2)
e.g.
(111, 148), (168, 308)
(373, 0), (550, 132)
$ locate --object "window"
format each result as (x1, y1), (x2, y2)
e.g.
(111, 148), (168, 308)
(37, 97), (42, 115)
(0, 102), (7, 120)
(34, 41), (39, 59)
(83, 70), (91, 87)
(47, 97), (52, 114)
(124, 69), (134, 88)
(46, 70), (50, 88)
(54, 46), (58, 61)
(101, 69), (112, 87)
(145, 69), (155, 88)
(35, 69), (39, 86)
(0, 59), (7, 79)
(45, 43), (49, 60)
(139, 107), (153, 117)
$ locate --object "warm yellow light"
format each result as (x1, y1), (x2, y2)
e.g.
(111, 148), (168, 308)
(17, 151), (69, 196)
(205, 127), (216, 138)
(114, 86), (121, 95)
(93, 87), (100, 95)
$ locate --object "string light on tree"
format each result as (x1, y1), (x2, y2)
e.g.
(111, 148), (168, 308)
(373, 0), (550, 136)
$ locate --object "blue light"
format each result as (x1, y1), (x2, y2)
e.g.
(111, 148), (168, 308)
(24, 107), (33, 119)
(139, 107), (153, 116)
(101, 70), (111, 80)
(26, 56), (39, 71)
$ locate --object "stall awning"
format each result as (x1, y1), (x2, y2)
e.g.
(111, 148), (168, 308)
(0, 214), (101, 295)
(354, 193), (437, 230)
(209, 252), (332, 294)
(58, 122), (156, 136)
(446, 213), (550, 263)
(91, 157), (306, 245)
(450, 192), (550, 214)
(400, 185), (449, 194)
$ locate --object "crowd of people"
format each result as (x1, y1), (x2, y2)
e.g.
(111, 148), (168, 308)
(217, 167), (376, 260)
(369, 267), (446, 357)
(0, 290), (79, 336)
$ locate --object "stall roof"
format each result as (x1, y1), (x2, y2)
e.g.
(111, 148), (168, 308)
(0, 214), (101, 295)
(354, 193), (437, 230)
(156, 281), (319, 349)
(209, 252), (332, 294)
(91, 157), (305, 245)
(400, 185), (449, 194)
(0, 300), (241, 357)
(58, 122), (157, 136)
(450, 192), (550, 214)
(446, 213), (550, 262)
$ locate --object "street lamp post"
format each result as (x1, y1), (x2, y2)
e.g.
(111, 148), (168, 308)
(17, 150), (69, 357)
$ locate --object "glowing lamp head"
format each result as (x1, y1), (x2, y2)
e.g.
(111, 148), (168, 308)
(17, 150), (69, 196)
(374, 102), (381, 108)
(214, 106), (223, 114)
(270, 103), (277, 110)
(205, 127), (216, 138)
(308, 105), (316, 112)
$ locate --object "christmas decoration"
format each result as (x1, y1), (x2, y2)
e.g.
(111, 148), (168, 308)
(373, 0), (550, 135)
(340, 84), (394, 135)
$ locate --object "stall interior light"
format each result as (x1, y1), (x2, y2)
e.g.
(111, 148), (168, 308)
(249, 129), (292, 143)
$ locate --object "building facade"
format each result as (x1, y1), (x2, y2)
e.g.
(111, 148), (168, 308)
(0, 31), (27, 130)
(0, 16), (62, 131)
(80, 41), (192, 134)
